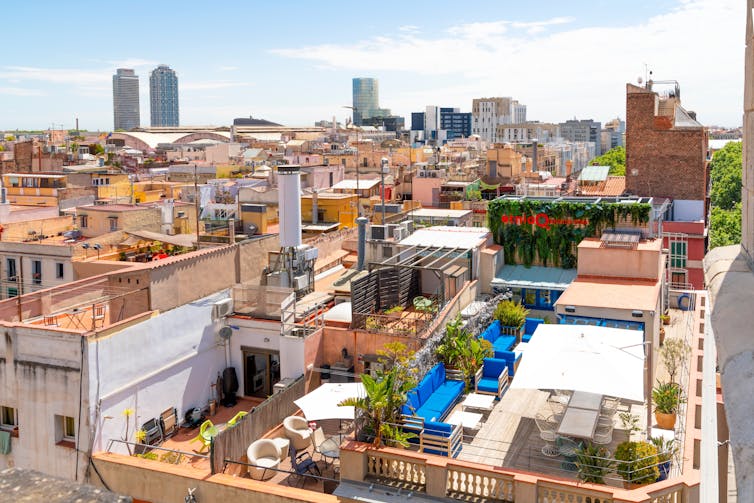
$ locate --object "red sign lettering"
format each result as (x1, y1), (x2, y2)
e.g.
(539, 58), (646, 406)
(500, 212), (588, 230)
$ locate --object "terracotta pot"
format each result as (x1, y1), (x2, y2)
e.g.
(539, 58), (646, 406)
(655, 411), (677, 430)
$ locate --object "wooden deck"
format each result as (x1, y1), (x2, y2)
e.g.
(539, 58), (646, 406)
(454, 387), (647, 487)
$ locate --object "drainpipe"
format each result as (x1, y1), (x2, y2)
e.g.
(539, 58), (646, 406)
(356, 217), (368, 271)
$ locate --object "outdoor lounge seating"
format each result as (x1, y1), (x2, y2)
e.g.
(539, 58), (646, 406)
(522, 318), (544, 343)
(247, 439), (281, 480)
(283, 416), (312, 450)
(400, 363), (465, 457)
(474, 358), (510, 398)
(401, 363), (465, 422)
(288, 443), (320, 486)
(495, 348), (523, 379)
(480, 320), (517, 356)
(190, 420), (217, 453)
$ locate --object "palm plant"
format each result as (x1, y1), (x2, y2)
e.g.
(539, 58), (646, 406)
(436, 315), (493, 390)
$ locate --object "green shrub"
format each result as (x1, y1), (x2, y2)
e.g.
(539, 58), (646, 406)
(652, 381), (684, 414)
(575, 442), (614, 484)
(615, 441), (659, 485)
(493, 300), (528, 328)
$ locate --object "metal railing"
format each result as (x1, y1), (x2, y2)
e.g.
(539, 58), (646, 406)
(106, 438), (208, 462)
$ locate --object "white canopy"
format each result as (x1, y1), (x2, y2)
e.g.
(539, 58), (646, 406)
(294, 382), (366, 421)
(509, 324), (646, 402)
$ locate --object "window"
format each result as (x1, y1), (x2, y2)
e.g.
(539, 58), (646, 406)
(524, 289), (536, 306)
(6, 258), (16, 281)
(56, 262), (64, 279)
(32, 260), (41, 285)
(55, 415), (75, 443)
(0, 406), (16, 429)
(109, 217), (118, 231)
(670, 242), (687, 268)
(671, 271), (687, 287)
(80, 215), (88, 228)
(6, 287), (18, 298)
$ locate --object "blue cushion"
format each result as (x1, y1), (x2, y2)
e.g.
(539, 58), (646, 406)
(522, 334), (533, 343)
(403, 390), (420, 413)
(493, 335), (516, 353)
(524, 318), (544, 336)
(416, 404), (444, 422)
(483, 358), (507, 378)
(477, 377), (499, 394)
(506, 353), (523, 377)
(422, 421), (459, 457)
(416, 380), (432, 405)
(437, 379), (465, 397)
(432, 363), (445, 389)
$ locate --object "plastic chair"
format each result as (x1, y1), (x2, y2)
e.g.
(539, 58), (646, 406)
(227, 411), (248, 428)
(190, 420), (218, 453)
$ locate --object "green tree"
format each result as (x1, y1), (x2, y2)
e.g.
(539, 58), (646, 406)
(709, 141), (743, 249)
(588, 146), (626, 176)
(709, 141), (742, 210)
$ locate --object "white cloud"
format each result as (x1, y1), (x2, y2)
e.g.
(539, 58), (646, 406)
(107, 58), (159, 69)
(270, 0), (742, 125)
(398, 25), (420, 33)
(0, 87), (46, 96)
(219, 65), (240, 72)
(0, 65), (110, 85)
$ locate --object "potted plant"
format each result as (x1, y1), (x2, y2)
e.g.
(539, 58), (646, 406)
(383, 305), (404, 319)
(652, 381), (685, 430)
(493, 300), (529, 339)
(436, 315), (493, 391)
(575, 442), (614, 484)
(650, 436), (677, 481)
(660, 338), (690, 384)
(614, 440), (659, 488)
(660, 313), (671, 326)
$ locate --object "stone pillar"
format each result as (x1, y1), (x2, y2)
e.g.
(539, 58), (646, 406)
(744, 0), (754, 261)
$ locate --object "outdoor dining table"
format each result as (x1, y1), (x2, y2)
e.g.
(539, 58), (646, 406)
(556, 390), (604, 440)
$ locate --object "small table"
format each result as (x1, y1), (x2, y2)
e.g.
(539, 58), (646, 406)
(568, 391), (603, 410)
(461, 393), (496, 413)
(557, 407), (599, 439)
(446, 411), (483, 430)
(319, 436), (341, 469)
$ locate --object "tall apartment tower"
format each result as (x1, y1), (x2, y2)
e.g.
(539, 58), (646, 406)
(112, 69), (140, 131)
(149, 65), (179, 127)
(559, 119), (603, 156)
(472, 97), (526, 143)
(352, 78), (382, 126)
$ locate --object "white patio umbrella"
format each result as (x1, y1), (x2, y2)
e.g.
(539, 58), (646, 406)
(294, 382), (366, 421)
(509, 324), (646, 402)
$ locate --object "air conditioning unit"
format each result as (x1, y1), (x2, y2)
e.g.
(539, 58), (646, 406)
(370, 225), (386, 240)
(418, 171), (427, 178)
(393, 228), (404, 241)
(212, 298), (234, 320)
(386, 224), (399, 237)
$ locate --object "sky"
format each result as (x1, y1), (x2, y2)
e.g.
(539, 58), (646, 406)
(0, 0), (743, 131)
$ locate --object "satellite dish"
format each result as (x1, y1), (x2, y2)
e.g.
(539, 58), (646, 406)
(218, 326), (233, 340)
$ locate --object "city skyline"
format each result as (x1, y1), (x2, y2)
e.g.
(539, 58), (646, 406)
(0, 0), (742, 131)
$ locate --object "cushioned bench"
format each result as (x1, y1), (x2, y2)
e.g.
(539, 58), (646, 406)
(522, 318), (544, 343)
(475, 357), (509, 398)
(402, 363), (464, 422)
(481, 320), (517, 355)
(496, 349), (523, 377)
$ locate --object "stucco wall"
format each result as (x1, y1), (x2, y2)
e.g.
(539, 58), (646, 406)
(89, 290), (230, 454)
(0, 326), (89, 480)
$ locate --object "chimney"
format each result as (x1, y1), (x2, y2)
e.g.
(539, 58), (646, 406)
(356, 217), (368, 271)
(277, 165), (302, 248)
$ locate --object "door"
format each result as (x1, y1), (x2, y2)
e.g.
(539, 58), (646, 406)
(242, 348), (281, 398)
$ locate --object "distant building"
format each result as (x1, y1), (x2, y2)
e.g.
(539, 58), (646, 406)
(112, 69), (140, 131)
(498, 122), (560, 143)
(361, 115), (405, 132)
(411, 106), (471, 144)
(149, 65), (179, 127)
(440, 108), (472, 139)
(559, 119), (602, 156)
(352, 78), (391, 126)
(472, 97), (526, 143)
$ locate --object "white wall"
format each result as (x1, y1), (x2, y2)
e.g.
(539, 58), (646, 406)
(89, 290), (230, 454)
(673, 199), (705, 222)
(227, 318), (305, 396)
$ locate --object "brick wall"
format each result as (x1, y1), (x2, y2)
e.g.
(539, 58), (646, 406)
(625, 84), (708, 201)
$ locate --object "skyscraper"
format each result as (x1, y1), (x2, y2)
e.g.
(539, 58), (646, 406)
(149, 65), (179, 127)
(112, 69), (140, 131)
(352, 78), (390, 126)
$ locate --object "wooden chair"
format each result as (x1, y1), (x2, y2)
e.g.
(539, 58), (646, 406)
(92, 304), (106, 328)
(160, 407), (178, 438)
(43, 315), (59, 327)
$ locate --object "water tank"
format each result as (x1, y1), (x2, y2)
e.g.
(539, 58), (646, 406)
(277, 165), (302, 247)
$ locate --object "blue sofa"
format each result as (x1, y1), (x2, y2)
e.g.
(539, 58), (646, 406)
(401, 363), (464, 422)
(475, 357), (509, 398)
(522, 318), (544, 343)
(480, 320), (517, 356)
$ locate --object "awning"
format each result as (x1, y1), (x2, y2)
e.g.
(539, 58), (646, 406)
(491, 265), (577, 291)
(294, 382), (365, 421)
(510, 324), (646, 402)
(124, 230), (196, 248)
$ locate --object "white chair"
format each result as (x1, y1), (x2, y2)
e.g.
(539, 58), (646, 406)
(535, 413), (560, 457)
(312, 427), (339, 466)
(547, 398), (565, 421)
(283, 416), (312, 450)
(601, 397), (620, 417)
(247, 439), (281, 480)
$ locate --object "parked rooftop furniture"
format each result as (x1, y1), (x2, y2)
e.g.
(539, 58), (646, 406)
(522, 318), (544, 343)
(227, 411), (248, 428)
(480, 320), (517, 356)
(190, 420), (218, 453)
(535, 413), (559, 457)
(247, 439), (281, 480)
(288, 443), (320, 486)
(159, 407), (178, 439)
(283, 416), (312, 450)
(474, 358), (510, 399)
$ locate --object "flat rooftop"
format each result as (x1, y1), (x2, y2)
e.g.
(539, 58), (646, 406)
(411, 208), (472, 218)
(398, 226), (489, 249)
(556, 277), (661, 312)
